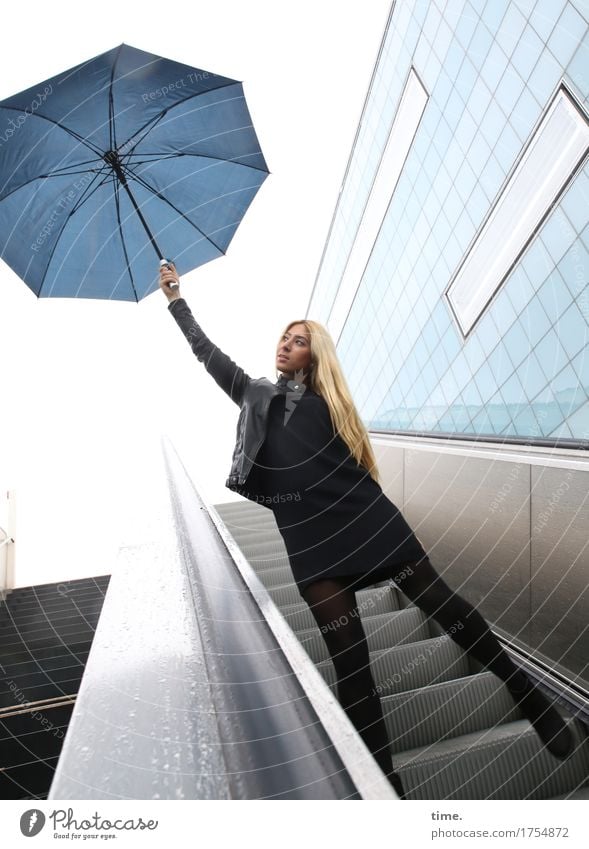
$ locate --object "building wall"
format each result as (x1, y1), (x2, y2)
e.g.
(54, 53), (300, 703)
(309, 0), (588, 443)
(308, 0), (589, 688)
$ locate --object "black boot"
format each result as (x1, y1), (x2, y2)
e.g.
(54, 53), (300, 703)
(507, 673), (574, 760)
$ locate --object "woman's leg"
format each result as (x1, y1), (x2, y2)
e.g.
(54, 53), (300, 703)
(398, 553), (573, 759)
(301, 577), (404, 795)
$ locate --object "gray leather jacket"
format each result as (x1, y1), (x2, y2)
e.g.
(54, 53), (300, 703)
(168, 297), (284, 504)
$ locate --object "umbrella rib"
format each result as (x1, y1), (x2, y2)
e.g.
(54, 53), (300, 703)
(121, 163), (226, 255)
(125, 150), (269, 175)
(108, 43), (125, 153)
(65, 169), (116, 217)
(36, 168), (113, 298)
(113, 174), (139, 301)
(0, 105), (104, 157)
(0, 166), (107, 205)
(118, 80), (244, 158)
(118, 110), (168, 161)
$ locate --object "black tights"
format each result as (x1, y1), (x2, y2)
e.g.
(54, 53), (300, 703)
(301, 555), (530, 778)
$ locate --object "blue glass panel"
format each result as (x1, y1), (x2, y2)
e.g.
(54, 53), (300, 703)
(528, 49), (564, 104)
(496, 119), (523, 170)
(480, 41), (510, 91)
(520, 234), (554, 284)
(555, 301), (589, 360)
(567, 42), (589, 103)
(454, 354), (473, 387)
(496, 63), (526, 116)
(518, 349), (549, 399)
(534, 327), (571, 377)
(480, 152), (506, 200)
(471, 406), (495, 434)
(510, 87), (542, 142)
(461, 376), (484, 406)
(468, 18), (494, 64)
(582, 220), (589, 252)
(474, 308), (501, 352)
(550, 361), (578, 397)
(531, 0), (566, 42)
(559, 166), (589, 234)
(505, 266), (538, 315)
(566, 398), (589, 436)
(455, 3), (480, 50)
(504, 319), (531, 368)
(445, 22), (468, 73)
(540, 207), (577, 266)
(511, 24), (544, 81)
(441, 325), (462, 363)
(453, 396), (473, 428)
(456, 55), (479, 101)
(521, 295), (552, 340)
(466, 181), (491, 228)
(455, 109), (479, 156)
(487, 390), (513, 430)
(496, 3), (528, 59)
(546, 3), (587, 67)
(571, 345), (589, 391)
(512, 405), (542, 436)
(469, 76), (493, 125)
(531, 385), (565, 435)
(464, 332), (487, 372)
(491, 289), (518, 333)
(436, 410), (456, 431)
(538, 271), (571, 322)
(500, 370), (526, 408)
(546, 420), (574, 439)
(482, 0), (509, 33)
(474, 357), (499, 395)
(558, 239), (589, 303)
(431, 67), (454, 110)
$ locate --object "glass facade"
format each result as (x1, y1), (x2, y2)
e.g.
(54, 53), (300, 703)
(308, 0), (589, 443)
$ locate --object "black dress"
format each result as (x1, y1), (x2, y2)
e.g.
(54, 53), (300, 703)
(252, 374), (427, 596)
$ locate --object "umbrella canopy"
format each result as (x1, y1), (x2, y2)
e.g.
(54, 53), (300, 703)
(0, 43), (269, 300)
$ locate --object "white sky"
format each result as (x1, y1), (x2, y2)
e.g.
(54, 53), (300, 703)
(0, 0), (392, 586)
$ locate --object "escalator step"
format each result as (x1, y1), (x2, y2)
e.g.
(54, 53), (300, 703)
(395, 718), (589, 800)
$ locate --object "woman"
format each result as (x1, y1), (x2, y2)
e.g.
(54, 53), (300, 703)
(160, 262), (574, 797)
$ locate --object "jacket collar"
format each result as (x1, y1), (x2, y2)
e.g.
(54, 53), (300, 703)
(275, 373), (290, 388)
(275, 372), (314, 394)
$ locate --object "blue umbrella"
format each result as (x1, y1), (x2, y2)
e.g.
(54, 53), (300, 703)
(0, 43), (269, 300)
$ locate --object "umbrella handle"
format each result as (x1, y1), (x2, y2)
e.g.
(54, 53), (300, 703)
(160, 258), (179, 288)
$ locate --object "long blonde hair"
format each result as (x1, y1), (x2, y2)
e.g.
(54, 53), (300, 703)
(278, 319), (381, 485)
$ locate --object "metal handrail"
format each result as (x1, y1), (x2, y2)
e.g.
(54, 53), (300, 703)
(159, 434), (396, 800)
(48, 434), (396, 800)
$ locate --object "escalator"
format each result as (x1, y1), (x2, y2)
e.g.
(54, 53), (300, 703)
(214, 498), (589, 800)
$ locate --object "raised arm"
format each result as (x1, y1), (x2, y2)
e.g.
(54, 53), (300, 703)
(160, 263), (252, 406)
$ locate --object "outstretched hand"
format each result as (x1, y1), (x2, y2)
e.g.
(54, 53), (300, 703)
(159, 261), (181, 302)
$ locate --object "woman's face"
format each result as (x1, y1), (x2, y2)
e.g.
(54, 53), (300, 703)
(276, 323), (312, 381)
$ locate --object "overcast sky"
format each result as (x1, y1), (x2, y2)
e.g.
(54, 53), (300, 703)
(0, 0), (392, 585)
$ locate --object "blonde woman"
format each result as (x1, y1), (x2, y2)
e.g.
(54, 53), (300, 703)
(160, 262), (574, 797)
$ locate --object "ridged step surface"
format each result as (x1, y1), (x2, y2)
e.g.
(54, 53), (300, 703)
(395, 718), (589, 800)
(214, 500), (589, 799)
(296, 607), (431, 664)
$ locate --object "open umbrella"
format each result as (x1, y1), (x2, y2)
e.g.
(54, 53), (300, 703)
(0, 43), (269, 300)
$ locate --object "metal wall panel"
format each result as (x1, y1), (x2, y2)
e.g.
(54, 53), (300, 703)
(530, 465), (589, 687)
(371, 436), (588, 689)
(402, 448), (532, 645)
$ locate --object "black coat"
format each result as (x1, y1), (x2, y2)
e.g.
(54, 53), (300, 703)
(168, 297), (428, 593)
